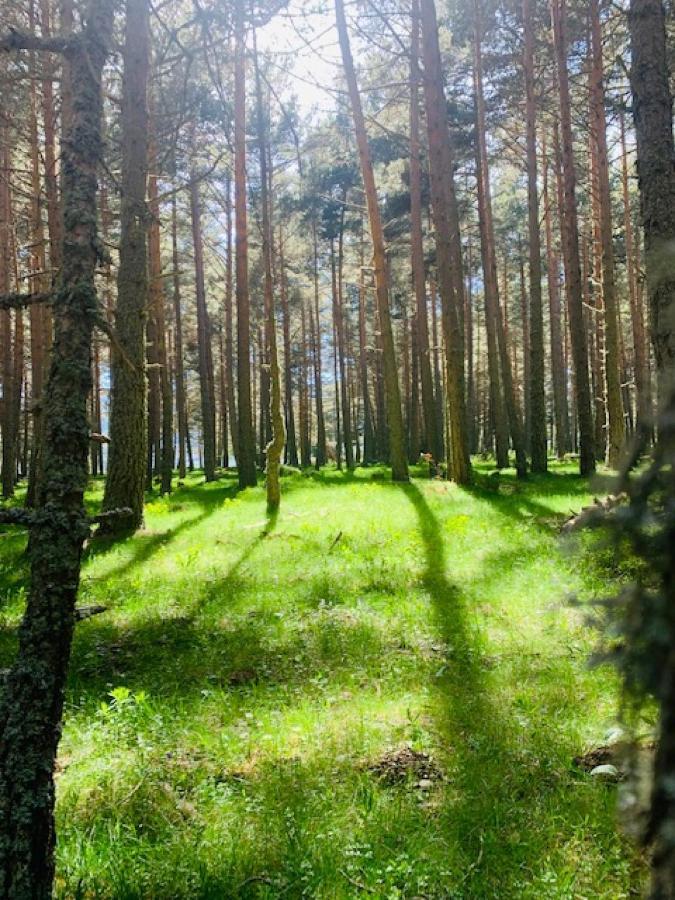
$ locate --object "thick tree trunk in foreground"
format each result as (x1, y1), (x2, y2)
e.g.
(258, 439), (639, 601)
(0, 3), (113, 894)
(420, 0), (471, 484)
(628, 0), (675, 413)
(235, 3), (257, 487)
(523, 0), (547, 472)
(102, 0), (149, 529)
(552, 0), (595, 475)
(335, 0), (408, 482)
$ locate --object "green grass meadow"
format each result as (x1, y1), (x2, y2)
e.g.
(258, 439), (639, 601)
(0, 463), (647, 897)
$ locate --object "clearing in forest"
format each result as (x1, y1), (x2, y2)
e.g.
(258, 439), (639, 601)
(0, 464), (646, 897)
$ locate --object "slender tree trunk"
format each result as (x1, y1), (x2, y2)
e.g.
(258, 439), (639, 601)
(255, 45), (285, 509)
(148, 126), (172, 494)
(335, 0), (408, 481)
(410, 0), (441, 463)
(523, 0), (547, 471)
(311, 223), (327, 467)
(473, 12), (526, 476)
(279, 226), (298, 466)
(102, 0), (149, 529)
(358, 229), (376, 464)
(420, 0), (471, 483)
(235, 5), (257, 487)
(189, 176), (216, 482)
(552, 0), (595, 474)
(542, 131), (571, 456)
(332, 229), (353, 468)
(620, 111), (652, 432)
(299, 296), (312, 466)
(590, 0), (624, 466)
(0, 5), (113, 893)
(171, 193), (187, 479)
(224, 174), (238, 465)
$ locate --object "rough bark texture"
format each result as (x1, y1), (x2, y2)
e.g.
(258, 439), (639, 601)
(335, 0), (408, 482)
(552, 0), (595, 475)
(628, 0), (675, 412)
(0, 3), (112, 894)
(102, 0), (149, 530)
(420, 0), (471, 484)
(523, 0), (547, 472)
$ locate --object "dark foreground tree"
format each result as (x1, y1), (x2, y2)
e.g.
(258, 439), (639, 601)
(0, 1), (115, 895)
(628, 0), (675, 412)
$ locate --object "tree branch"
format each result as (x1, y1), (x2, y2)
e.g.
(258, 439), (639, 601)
(0, 292), (53, 311)
(0, 508), (35, 527)
(0, 28), (76, 54)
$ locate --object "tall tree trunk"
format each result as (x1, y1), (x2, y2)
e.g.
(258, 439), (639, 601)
(590, 0), (624, 466)
(279, 226), (298, 466)
(234, 5), (256, 487)
(102, 0), (149, 529)
(0, 4), (113, 892)
(255, 45), (285, 509)
(410, 0), (441, 463)
(332, 228), (353, 468)
(189, 176), (216, 482)
(224, 174), (238, 465)
(542, 130), (571, 456)
(311, 223), (327, 467)
(358, 228), (376, 463)
(299, 296), (312, 466)
(523, 0), (547, 471)
(420, 0), (471, 483)
(148, 126), (172, 494)
(335, 0), (408, 481)
(473, 10), (526, 476)
(1, 130), (16, 498)
(620, 110), (652, 433)
(628, 0), (675, 413)
(552, 0), (595, 474)
(171, 193), (187, 479)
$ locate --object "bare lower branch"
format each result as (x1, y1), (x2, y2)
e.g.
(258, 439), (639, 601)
(0, 508), (35, 527)
(94, 315), (139, 373)
(89, 508), (133, 525)
(0, 28), (75, 54)
(0, 292), (53, 311)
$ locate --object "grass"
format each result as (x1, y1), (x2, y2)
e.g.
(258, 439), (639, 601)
(0, 461), (647, 898)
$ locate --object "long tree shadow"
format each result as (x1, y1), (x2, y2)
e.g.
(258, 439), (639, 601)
(399, 480), (615, 894)
(401, 482), (514, 884)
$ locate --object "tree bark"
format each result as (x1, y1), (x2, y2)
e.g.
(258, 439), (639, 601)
(523, 0), (547, 471)
(628, 0), (675, 414)
(420, 0), (471, 483)
(189, 175), (216, 482)
(0, 3), (113, 892)
(590, 0), (624, 467)
(552, 0), (595, 474)
(235, 3), (257, 487)
(335, 0), (408, 481)
(171, 193), (187, 479)
(410, 0), (441, 464)
(102, 0), (149, 529)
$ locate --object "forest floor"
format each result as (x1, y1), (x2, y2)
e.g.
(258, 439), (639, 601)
(0, 462), (647, 898)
